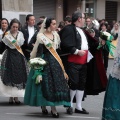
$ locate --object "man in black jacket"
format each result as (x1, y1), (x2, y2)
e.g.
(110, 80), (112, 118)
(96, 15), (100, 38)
(60, 11), (107, 115)
(60, 11), (89, 115)
(21, 14), (38, 60)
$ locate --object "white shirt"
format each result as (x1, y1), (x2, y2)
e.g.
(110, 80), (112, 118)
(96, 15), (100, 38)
(28, 26), (34, 44)
(74, 27), (88, 54)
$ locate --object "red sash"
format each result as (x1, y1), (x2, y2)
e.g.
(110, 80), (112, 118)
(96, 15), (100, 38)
(68, 50), (88, 64)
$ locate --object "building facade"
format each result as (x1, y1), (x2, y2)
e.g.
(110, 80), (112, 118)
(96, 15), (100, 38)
(1, 0), (33, 25)
(0, 0), (120, 25)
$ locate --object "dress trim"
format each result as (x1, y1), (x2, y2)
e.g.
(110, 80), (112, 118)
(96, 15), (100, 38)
(0, 80), (25, 97)
(103, 107), (120, 112)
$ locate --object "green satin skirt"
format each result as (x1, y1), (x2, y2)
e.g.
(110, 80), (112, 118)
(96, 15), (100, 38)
(24, 69), (70, 107)
(102, 75), (120, 120)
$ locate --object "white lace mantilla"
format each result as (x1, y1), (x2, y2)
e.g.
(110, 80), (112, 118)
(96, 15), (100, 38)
(30, 31), (60, 59)
(110, 31), (120, 80)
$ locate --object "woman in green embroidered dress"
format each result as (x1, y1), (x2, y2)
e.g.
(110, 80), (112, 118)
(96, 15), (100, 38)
(102, 29), (120, 119)
(24, 18), (70, 118)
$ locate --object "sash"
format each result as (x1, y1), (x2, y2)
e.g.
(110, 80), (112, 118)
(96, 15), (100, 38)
(5, 33), (24, 56)
(40, 36), (69, 80)
(68, 50), (88, 64)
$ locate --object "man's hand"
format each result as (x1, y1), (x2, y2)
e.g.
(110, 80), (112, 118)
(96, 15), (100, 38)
(77, 50), (86, 56)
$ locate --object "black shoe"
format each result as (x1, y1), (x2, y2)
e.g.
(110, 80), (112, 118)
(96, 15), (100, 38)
(9, 101), (14, 104)
(51, 111), (59, 118)
(14, 101), (21, 105)
(14, 98), (21, 105)
(41, 107), (48, 115)
(66, 107), (73, 115)
(42, 109), (48, 115)
(75, 108), (89, 114)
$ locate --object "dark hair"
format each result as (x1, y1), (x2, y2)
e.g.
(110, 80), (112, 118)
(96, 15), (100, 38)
(37, 20), (43, 26)
(39, 16), (45, 19)
(100, 23), (108, 29)
(88, 29), (95, 33)
(0, 18), (9, 29)
(9, 18), (20, 29)
(64, 16), (72, 23)
(1, 18), (9, 39)
(58, 21), (65, 29)
(45, 17), (55, 29)
(26, 14), (34, 22)
(72, 11), (82, 23)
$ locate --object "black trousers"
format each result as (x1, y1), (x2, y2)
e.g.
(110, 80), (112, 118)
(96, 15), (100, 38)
(67, 62), (87, 90)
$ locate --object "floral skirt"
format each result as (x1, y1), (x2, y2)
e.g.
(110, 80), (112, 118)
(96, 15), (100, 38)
(102, 75), (120, 120)
(24, 52), (70, 106)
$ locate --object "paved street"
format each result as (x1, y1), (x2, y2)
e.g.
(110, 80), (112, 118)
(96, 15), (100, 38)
(0, 59), (114, 120)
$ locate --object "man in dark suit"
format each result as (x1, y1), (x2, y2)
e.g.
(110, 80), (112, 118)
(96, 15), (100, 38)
(60, 11), (90, 115)
(21, 14), (38, 60)
(60, 11), (107, 115)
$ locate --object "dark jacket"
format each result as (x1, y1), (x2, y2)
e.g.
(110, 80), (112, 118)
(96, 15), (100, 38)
(59, 24), (99, 55)
(59, 24), (81, 54)
(21, 25), (38, 60)
(59, 24), (107, 95)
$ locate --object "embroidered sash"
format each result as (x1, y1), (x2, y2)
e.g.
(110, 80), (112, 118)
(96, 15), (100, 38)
(4, 33), (24, 56)
(40, 35), (69, 80)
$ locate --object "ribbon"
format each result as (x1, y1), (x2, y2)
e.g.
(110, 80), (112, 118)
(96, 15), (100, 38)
(0, 66), (7, 70)
(32, 66), (45, 84)
(105, 41), (116, 57)
(97, 40), (116, 57)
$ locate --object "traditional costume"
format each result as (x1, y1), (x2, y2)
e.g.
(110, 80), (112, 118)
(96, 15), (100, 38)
(60, 24), (107, 95)
(59, 24), (107, 113)
(24, 19), (70, 107)
(84, 30), (107, 95)
(0, 31), (28, 97)
(102, 31), (120, 120)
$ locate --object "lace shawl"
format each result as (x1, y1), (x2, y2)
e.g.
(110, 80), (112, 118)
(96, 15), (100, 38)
(2, 31), (25, 49)
(110, 30), (120, 80)
(30, 31), (60, 59)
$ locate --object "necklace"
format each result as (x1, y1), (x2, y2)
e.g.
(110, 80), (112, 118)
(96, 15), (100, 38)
(43, 33), (54, 42)
(10, 31), (18, 39)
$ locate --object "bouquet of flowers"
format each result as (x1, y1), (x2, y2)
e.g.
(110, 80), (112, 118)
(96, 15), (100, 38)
(29, 57), (47, 84)
(97, 31), (116, 57)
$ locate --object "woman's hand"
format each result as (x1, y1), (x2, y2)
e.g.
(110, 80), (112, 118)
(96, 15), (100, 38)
(64, 72), (69, 80)
(101, 40), (106, 45)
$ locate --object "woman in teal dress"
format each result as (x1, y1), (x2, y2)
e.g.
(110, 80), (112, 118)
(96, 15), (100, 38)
(24, 18), (70, 118)
(102, 30), (120, 119)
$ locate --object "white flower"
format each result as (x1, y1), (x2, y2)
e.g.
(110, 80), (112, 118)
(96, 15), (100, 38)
(30, 58), (46, 65)
(103, 31), (111, 37)
(103, 32), (111, 39)
(29, 57), (47, 69)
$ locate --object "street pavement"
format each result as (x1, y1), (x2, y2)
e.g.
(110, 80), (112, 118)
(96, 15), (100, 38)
(0, 59), (114, 120)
